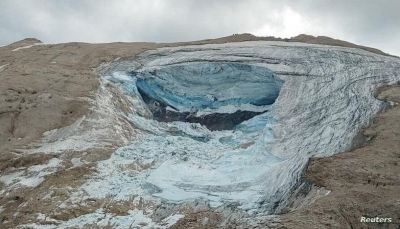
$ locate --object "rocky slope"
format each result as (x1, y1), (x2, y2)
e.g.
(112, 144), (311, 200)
(0, 35), (399, 228)
(280, 85), (400, 229)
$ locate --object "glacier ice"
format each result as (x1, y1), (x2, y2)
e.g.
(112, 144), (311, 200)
(94, 41), (400, 216)
(134, 62), (283, 112)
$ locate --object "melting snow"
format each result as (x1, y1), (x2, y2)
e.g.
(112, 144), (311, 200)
(0, 158), (62, 188)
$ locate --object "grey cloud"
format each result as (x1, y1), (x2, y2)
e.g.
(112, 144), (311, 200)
(0, 0), (399, 56)
(285, 0), (400, 55)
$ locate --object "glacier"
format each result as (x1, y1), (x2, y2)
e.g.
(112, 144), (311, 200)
(92, 41), (400, 218)
(96, 63), (283, 210)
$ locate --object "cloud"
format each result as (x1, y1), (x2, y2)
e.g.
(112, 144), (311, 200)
(0, 0), (399, 56)
(279, 0), (400, 55)
(251, 6), (312, 38)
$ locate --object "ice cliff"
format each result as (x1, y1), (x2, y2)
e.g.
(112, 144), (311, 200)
(95, 41), (400, 216)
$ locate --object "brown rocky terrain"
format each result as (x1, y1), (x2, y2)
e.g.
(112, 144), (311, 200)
(0, 34), (399, 228)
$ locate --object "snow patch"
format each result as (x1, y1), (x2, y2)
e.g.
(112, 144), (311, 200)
(71, 158), (84, 168)
(19, 177), (44, 188)
(0, 158), (62, 188)
(0, 171), (24, 185)
(18, 209), (183, 229)
(12, 43), (43, 51)
(0, 63), (9, 72)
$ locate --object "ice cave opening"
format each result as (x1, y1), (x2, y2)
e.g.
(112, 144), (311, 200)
(132, 62), (283, 130)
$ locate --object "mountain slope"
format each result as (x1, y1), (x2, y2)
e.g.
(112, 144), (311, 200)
(0, 35), (399, 228)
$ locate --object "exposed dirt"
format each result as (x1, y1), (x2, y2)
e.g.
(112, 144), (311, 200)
(279, 85), (400, 229)
(171, 210), (222, 229)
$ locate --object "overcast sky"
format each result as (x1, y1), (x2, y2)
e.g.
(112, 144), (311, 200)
(1, 0), (399, 56)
